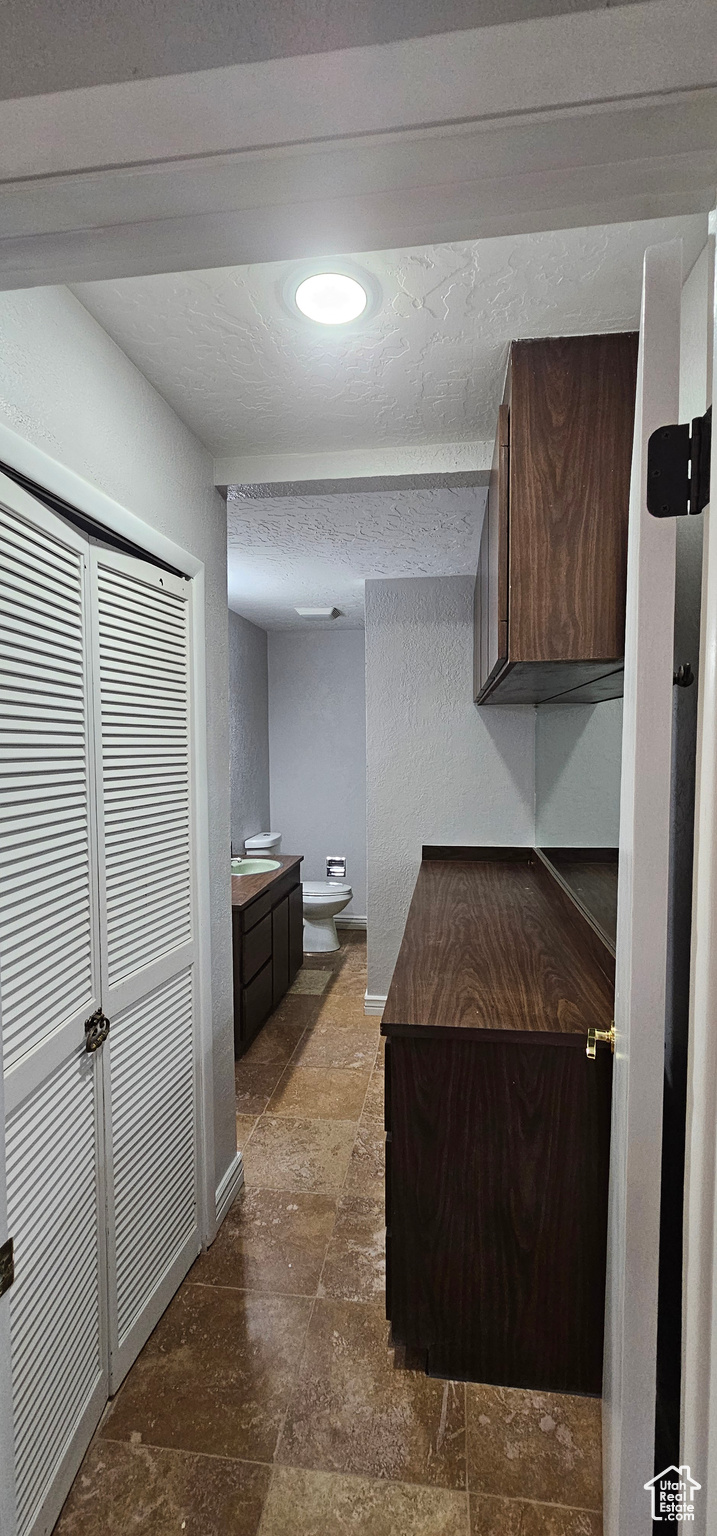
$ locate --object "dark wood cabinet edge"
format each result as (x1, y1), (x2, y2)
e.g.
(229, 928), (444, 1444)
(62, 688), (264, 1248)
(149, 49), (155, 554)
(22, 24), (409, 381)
(474, 655), (513, 704)
(476, 657), (624, 707)
(421, 844), (533, 862)
(539, 663), (624, 706)
(541, 847), (618, 864)
(381, 1021), (596, 1049)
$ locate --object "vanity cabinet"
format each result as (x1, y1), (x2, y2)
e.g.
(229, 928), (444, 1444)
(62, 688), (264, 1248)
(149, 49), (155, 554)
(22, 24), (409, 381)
(232, 855), (303, 1055)
(382, 846), (614, 1394)
(474, 332), (639, 705)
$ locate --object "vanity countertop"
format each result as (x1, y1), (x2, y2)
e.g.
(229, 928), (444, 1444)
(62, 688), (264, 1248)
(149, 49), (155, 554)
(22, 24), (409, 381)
(382, 846), (614, 1045)
(231, 853), (303, 911)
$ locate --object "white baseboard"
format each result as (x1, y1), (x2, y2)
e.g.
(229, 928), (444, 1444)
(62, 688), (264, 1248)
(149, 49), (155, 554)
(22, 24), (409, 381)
(215, 1150), (244, 1227)
(364, 991), (387, 1016)
(336, 915), (367, 929)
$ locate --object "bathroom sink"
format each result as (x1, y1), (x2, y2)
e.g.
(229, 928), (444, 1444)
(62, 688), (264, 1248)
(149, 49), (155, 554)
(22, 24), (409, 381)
(231, 857), (281, 876)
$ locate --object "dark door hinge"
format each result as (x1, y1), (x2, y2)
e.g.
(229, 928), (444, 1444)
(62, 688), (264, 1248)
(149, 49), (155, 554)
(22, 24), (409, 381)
(647, 405), (711, 518)
(0, 1237), (14, 1298)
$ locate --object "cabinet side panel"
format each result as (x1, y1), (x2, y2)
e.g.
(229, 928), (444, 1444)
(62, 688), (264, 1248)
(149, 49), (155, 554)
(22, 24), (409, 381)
(288, 884), (303, 984)
(474, 405), (510, 698)
(509, 333), (638, 663)
(272, 896), (290, 1005)
(388, 1034), (611, 1393)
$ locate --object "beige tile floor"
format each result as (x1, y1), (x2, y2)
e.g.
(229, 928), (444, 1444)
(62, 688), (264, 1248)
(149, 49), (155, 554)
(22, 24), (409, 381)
(54, 933), (603, 1535)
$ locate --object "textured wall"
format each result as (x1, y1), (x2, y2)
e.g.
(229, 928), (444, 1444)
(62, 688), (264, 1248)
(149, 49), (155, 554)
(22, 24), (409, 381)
(229, 612), (270, 850)
(227, 484), (485, 628)
(268, 629), (366, 916)
(535, 699), (623, 848)
(0, 285), (235, 1194)
(365, 576), (535, 996)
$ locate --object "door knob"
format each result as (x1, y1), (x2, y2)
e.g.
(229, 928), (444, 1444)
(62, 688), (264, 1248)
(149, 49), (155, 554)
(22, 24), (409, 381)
(84, 1008), (111, 1052)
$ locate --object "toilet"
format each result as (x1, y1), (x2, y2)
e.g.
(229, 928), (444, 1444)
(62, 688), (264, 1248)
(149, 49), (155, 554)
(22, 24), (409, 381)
(302, 881), (353, 952)
(244, 832), (282, 856)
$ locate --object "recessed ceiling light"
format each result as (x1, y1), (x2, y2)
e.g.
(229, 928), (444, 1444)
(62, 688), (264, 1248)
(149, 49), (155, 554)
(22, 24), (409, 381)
(295, 607), (341, 619)
(294, 273), (367, 326)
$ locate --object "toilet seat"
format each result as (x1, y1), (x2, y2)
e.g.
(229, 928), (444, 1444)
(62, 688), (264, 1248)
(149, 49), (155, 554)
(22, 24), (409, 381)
(303, 880), (351, 901)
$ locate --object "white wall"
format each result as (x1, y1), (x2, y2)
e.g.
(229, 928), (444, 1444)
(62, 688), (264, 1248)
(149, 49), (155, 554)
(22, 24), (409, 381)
(535, 698), (623, 847)
(0, 285), (235, 1195)
(365, 576), (535, 996)
(229, 611), (270, 849)
(268, 629), (366, 916)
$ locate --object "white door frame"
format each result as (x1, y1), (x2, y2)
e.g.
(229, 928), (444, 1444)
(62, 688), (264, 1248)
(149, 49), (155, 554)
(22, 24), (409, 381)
(681, 221), (717, 1531)
(0, 419), (221, 1250)
(602, 240), (681, 1536)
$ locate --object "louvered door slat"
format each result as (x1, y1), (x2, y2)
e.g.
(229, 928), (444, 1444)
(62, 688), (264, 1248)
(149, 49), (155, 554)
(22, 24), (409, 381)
(96, 562), (192, 988)
(0, 502), (94, 1077)
(110, 968), (195, 1345)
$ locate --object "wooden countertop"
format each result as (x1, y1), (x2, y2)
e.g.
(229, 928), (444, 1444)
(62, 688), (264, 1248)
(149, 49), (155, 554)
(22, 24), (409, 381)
(382, 849), (614, 1045)
(231, 853), (303, 911)
(537, 848), (618, 952)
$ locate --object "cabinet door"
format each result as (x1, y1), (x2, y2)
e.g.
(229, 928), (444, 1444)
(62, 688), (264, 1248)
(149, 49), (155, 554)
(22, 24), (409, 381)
(243, 913), (272, 985)
(272, 896), (290, 1006)
(509, 333), (637, 663)
(474, 404), (509, 699)
(242, 962), (273, 1048)
(288, 884), (304, 984)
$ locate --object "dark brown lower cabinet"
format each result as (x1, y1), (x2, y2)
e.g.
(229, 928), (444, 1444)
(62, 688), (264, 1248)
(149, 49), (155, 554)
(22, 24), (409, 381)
(233, 857), (303, 1055)
(382, 847), (615, 1395)
(385, 1033), (612, 1393)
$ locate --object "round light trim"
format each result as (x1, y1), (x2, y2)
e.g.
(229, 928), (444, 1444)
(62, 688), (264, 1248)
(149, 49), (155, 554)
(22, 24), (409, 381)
(294, 272), (368, 325)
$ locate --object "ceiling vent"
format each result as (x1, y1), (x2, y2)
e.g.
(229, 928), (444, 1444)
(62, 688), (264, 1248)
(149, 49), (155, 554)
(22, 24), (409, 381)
(295, 607), (341, 619)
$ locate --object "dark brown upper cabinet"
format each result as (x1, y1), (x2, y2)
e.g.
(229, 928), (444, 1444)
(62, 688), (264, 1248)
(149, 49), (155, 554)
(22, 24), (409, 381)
(474, 332), (639, 706)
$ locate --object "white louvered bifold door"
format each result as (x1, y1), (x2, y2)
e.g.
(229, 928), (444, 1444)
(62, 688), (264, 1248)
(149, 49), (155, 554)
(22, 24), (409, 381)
(0, 475), (108, 1536)
(90, 547), (200, 1390)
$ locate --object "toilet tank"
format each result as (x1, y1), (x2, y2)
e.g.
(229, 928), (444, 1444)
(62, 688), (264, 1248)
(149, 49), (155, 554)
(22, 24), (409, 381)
(244, 832), (282, 855)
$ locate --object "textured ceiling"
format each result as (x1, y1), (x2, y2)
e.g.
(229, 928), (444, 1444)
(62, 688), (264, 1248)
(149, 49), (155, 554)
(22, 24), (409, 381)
(73, 213), (706, 460)
(226, 485), (486, 628)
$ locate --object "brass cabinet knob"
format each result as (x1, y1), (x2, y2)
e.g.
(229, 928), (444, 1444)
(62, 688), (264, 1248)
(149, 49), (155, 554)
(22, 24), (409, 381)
(586, 1025), (616, 1060)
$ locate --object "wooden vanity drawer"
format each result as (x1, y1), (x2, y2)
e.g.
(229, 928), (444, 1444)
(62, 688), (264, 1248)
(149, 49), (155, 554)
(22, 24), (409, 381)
(242, 889), (273, 934)
(242, 912), (272, 983)
(241, 959), (273, 1049)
